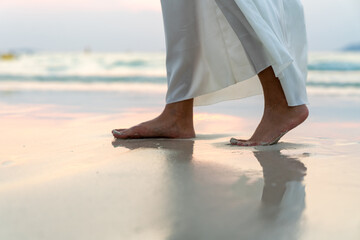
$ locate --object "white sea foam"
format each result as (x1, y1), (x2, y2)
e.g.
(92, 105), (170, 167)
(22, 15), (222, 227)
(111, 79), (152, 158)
(0, 52), (166, 78)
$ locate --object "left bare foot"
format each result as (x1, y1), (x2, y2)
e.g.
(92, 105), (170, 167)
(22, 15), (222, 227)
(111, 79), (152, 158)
(112, 114), (195, 139)
(112, 99), (195, 139)
(230, 104), (309, 146)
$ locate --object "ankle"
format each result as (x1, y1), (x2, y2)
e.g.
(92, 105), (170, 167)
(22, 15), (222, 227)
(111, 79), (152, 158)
(264, 103), (289, 115)
(162, 99), (193, 118)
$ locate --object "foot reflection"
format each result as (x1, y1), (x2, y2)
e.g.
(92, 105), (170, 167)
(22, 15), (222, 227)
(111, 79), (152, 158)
(112, 138), (194, 161)
(255, 150), (307, 222)
(112, 139), (307, 239)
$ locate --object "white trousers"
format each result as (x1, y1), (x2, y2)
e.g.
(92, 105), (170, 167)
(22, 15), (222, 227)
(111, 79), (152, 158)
(161, 0), (308, 106)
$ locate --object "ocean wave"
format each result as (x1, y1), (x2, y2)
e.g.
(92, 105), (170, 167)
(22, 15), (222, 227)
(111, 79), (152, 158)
(108, 60), (147, 68)
(0, 52), (166, 79)
(308, 62), (360, 71)
(307, 81), (360, 88)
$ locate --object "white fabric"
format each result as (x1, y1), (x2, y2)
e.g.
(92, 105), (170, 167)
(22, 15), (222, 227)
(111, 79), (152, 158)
(161, 0), (308, 106)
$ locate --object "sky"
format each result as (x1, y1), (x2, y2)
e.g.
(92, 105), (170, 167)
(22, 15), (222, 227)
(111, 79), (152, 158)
(0, 0), (359, 52)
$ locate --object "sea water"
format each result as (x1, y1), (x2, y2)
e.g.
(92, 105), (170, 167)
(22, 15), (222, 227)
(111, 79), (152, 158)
(0, 51), (360, 98)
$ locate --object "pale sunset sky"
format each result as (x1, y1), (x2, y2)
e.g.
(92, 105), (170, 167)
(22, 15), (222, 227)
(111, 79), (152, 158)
(1, 0), (359, 52)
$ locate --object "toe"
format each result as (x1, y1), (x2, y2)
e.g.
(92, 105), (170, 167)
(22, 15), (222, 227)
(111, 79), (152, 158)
(113, 128), (144, 139)
(112, 128), (126, 133)
(112, 129), (122, 138)
(112, 129), (128, 139)
(230, 138), (239, 145)
(236, 141), (251, 146)
(230, 138), (247, 145)
(230, 138), (259, 146)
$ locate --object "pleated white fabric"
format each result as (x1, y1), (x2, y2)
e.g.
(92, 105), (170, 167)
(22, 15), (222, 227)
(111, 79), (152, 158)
(161, 0), (308, 106)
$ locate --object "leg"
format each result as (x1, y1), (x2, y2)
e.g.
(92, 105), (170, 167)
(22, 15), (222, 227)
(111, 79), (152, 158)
(113, 1), (198, 140)
(231, 66), (309, 146)
(112, 99), (195, 139)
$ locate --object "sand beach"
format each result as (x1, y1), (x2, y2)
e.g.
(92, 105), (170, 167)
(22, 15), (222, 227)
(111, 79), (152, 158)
(1, 84), (360, 239)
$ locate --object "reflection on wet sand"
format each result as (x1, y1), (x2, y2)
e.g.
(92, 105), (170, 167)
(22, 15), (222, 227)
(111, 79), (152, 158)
(112, 139), (307, 239)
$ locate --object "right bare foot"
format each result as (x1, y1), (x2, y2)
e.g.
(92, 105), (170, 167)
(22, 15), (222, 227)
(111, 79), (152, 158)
(112, 99), (195, 139)
(230, 66), (310, 146)
(230, 104), (309, 146)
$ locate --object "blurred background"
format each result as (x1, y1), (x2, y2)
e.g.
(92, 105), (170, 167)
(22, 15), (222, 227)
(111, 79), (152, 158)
(0, 0), (360, 100)
(1, 0), (359, 52)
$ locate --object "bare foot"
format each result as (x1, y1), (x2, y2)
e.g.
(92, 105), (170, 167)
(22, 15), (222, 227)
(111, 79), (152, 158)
(112, 100), (195, 139)
(112, 116), (195, 139)
(230, 104), (309, 146)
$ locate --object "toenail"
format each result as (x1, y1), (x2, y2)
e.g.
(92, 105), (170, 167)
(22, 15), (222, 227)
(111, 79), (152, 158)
(230, 138), (239, 144)
(113, 130), (123, 135)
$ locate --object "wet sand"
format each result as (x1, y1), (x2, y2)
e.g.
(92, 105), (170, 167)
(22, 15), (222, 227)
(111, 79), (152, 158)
(0, 89), (360, 240)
